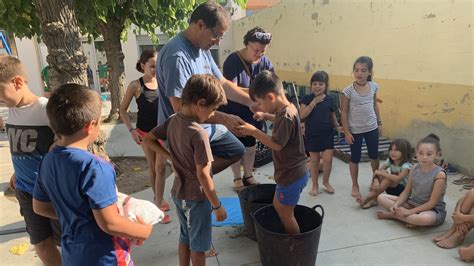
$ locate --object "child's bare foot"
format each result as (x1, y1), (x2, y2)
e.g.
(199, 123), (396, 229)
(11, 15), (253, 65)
(436, 231), (465, 249)
(406, 223), (417, 228)
(356, 195), (364, 205)
(362, 200), (377, 209)
(351, 185), (360, 198)
(322, 182), (335, 194)
(309, 187), (319, 196)
(376, 210), (394, 220)
(433, 227), (455, 242)
(459, 245), (474, 262)
(205, 248), (218, 258)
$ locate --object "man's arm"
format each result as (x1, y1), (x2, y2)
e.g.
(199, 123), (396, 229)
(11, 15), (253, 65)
(221, 78), (254, 107)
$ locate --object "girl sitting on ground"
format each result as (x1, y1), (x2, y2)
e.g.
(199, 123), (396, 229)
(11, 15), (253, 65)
(434, 188), (474, 262)
(376, 134), (447, 228)
(357, 138), (412, 208)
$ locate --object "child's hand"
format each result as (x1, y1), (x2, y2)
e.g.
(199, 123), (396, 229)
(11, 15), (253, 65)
(135, 215), (152, 238)
(336, 126), (344, 133)
(315, 94), (325, 104)
(131, 130), (142, 145)
(250, 102), (262, 113)
(236, 123), (257, 136)
(253, 112), (266, 121)
(452, 211), (468, 224)
(344, 132), (354, 145)
(394, 207), (412, 217)
(456, 222), (470, 234)
(213, 206), (227, 222)
(389, 204), (398, 213)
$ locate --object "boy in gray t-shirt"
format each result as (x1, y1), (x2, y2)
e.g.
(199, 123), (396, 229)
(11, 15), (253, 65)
(145, 74), (228, 265)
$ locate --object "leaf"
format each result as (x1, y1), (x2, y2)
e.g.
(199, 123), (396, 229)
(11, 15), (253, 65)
(149, 0), (158, 11)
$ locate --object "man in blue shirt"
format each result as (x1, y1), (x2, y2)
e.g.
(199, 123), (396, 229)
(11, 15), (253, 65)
(157, 2), (256, 175)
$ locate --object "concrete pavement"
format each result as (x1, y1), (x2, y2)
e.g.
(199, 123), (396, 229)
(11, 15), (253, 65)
(0, 120), (472, 265)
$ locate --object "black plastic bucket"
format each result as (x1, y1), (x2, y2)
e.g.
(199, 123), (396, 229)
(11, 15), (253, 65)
(238, 184), (276, 241)
(253, 205), (324, 266)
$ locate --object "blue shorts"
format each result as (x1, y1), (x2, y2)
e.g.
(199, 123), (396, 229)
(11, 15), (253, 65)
(350, 128), (379, 163)
(210, 130), (245, 160)
(172, 196), (212, 252)
(276, 172), (309, 206)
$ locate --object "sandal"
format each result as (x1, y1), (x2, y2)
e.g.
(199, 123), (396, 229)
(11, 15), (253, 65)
(159, 214), (171, 224)
(453, 176), (473, 185)
(243, 175), (259, 186)
(233, 178), (244, 191)
(160, 201), (170, 212)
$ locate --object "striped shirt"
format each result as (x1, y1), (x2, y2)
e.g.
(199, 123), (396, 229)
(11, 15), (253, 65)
(342, 82), (379, 134)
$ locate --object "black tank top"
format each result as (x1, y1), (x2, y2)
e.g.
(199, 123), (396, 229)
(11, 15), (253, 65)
(135, 77), (158, 132)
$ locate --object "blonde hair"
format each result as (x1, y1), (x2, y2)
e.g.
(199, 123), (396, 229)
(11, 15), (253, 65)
(0, 56), (28, 84)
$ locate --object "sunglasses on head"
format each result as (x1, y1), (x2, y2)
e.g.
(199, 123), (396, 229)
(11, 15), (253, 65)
(253, 32), (272, 41)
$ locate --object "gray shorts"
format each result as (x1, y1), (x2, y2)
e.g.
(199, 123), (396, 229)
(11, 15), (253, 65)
(432, 204), (447, 226)
(16, 189), (61, 245)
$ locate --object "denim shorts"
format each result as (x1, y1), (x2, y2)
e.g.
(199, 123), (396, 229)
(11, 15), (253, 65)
(172, 196), (212, 252)
(276, 172), (309, 206)
(210, 130), (245, 160)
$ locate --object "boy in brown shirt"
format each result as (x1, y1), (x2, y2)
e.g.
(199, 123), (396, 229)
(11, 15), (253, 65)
(144, 74), (227, 266)
(238, 70), (308, 234)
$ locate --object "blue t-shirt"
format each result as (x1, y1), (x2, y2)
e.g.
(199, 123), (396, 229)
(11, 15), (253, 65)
(156, 33), (223, 126)
(301, 94), (335, 137)
(219, 52), (274, 128)
(33, 147), (132, 266)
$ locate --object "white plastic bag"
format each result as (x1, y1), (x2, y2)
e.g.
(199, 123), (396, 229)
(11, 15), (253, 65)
(117, 192), (165, 225)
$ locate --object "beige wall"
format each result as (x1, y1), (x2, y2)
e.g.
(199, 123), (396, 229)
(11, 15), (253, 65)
(232, 0), (474, 174)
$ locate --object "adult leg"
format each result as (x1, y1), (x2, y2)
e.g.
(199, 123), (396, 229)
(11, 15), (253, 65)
(273, 193), (300, 234)
(142, 144), (168, 208)
(230, 160), (244, 188)
(209, 132), (244, 175)
(178, 243), (191, 266)
(242, 146), (258, 185)
(349, 133), (363, 197)
(308, 152), (321, 196)
(321, 149), (335, 193)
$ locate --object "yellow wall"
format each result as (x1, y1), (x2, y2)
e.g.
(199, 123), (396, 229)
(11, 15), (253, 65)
(232, 0), (474, 174)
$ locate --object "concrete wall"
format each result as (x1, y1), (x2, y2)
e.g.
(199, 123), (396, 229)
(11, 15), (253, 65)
(14, 37), (44, 96)
(231, 0), (474, 174)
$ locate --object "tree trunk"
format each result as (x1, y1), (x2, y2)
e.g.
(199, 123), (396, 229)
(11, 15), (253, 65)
(99, 18), (126, 122)
(35, 0), (88, 90)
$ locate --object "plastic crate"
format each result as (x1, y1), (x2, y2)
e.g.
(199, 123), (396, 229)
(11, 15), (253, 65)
(254, 141), (273, 168)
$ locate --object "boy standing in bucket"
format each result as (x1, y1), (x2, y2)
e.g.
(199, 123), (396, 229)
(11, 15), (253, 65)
(237, 70), (308, 234)
(144, 74), (227, 265)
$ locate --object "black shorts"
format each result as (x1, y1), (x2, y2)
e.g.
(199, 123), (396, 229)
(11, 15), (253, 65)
(305, 133), (334, 153)
(385, 184), (405, 196)
(16, 189), (61, 245)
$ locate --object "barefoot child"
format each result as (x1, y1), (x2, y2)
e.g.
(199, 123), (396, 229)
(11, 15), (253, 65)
(300, 71), (341, 196)
(376, 134), (447, 227)
(357, 138), (412, 208)
(434, 188), (474, 261)
(144, 74), (228, 266)
(238, 70), (308, 234)
(33, 84), (152, 264)
(341, 56), (382, 197)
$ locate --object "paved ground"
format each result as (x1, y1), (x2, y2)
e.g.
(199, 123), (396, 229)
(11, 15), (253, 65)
(0, 108), (472, 265)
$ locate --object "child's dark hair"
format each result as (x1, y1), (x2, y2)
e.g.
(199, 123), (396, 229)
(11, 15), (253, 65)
(243, 26), (272, 46)
(417, 133), (441, 153)
(389, 138), (412, 165)
(181, 74), (227, 107)
(353, 56), (373, 81)
(310, 71), (329, 94)
(135, 50), (157, 73)
(46, 83), (101, 136)
(249, 70), (283, 101)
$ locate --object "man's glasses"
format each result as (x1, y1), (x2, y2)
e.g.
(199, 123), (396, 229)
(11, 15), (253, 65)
(209, 27), (225, 40)
(253, 32), (272, 41)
